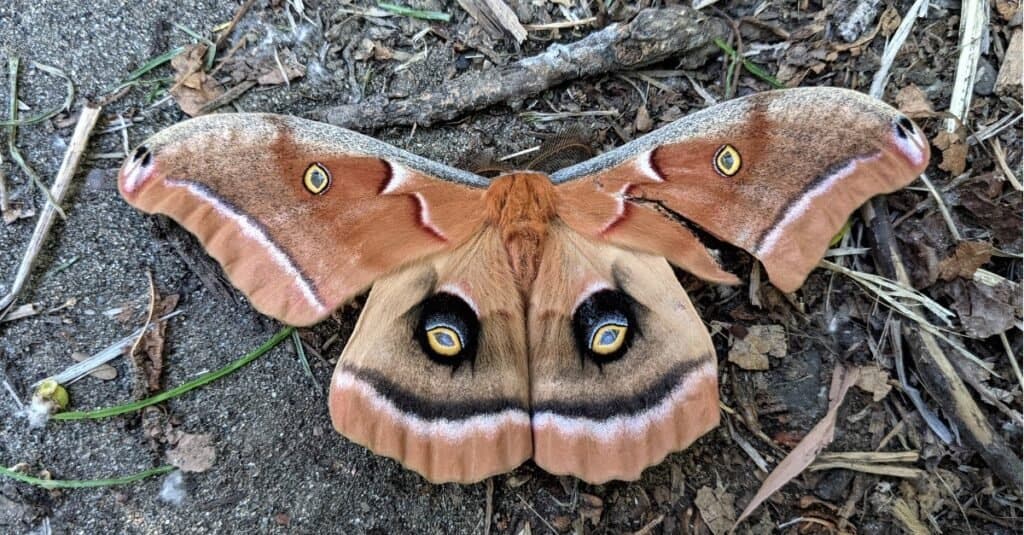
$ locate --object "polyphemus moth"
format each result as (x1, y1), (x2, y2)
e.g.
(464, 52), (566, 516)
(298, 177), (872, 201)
(118, 87), (928, 484)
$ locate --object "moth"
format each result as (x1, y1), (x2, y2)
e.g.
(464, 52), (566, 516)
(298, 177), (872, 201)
(118, 88), (929, 484)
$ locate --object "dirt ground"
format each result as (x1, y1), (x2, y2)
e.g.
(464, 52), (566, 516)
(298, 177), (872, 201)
(0, 0), (1021, 533)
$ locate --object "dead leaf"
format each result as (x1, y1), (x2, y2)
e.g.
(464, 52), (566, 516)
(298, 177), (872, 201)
(70, 352), (117, 380)
(2, 205), (35, 224)
(879, 5), (901, 36)
(579, 493), (603, 526)
(932, 130), (967, 176)
(947, 279), (1017, 338)
(257, 48), (306, 86)
(937, 241), (992, 281)
(166, 432), (216, 473)
(634, 104), (652, 133)
(170, 44), (224, 117)
(134, 293), (180, 395)
(895, 84), (934, 118)
(855, 365), (891, 401)
(994, 0), (1019, 21)
(695, 485), (737, 535)
(728, 325), (787, 371)
(735, 365), (861, 527)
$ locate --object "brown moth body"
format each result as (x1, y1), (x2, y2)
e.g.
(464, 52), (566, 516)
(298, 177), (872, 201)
(118, 87), (929, 484)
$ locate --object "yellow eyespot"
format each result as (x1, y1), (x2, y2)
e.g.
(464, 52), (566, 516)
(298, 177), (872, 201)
(713, 144), (741, 177)
(590, 324), (627, 355)
(426, 326), (463, 357)
(303, 163), (331, 194)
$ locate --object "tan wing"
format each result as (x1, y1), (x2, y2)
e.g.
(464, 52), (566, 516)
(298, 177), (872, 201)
(527, 223), (719, 483)
(329, 226), (531, 483)
(119, 113), (488, 326)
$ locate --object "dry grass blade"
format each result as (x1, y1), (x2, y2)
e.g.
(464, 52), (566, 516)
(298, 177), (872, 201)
(816, 451), (920, 463)
(944, 0), (988, 132)
(0, 104), (101, 320)
(808, 461), (925, 479)
(821, 260), (1001, 375)
(734, 365), (860, 527)
(6, 57), (66, 218)
(818, 260), (954, 325)
(868, 0), (927, 98)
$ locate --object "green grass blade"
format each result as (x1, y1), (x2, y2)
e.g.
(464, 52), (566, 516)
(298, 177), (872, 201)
(52, 326), (295, 421)
(713, 38), (784, 89)
(124, 47), (185, 83)
(0, 464), (174, 489)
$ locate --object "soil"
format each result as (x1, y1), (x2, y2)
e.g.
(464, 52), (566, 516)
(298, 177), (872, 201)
(0, 0), (1020, 534)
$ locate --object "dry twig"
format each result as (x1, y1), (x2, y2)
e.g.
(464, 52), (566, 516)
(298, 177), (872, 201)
(315, 7), (728, 129)
(0, 104), (101, 320)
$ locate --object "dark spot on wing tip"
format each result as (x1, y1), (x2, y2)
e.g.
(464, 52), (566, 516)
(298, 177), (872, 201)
(133, 146), (152, 167)
(895, 116), (915, 139)
(377, 159), (394, 195)
(649, 148), (666, 181)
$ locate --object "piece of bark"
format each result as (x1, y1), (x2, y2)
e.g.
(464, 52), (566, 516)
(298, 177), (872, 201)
(315, 7), (728, 129)
(994, 29), (1022, 96)
(457, 0), (527, 43)
(863, 199), (1023, 489)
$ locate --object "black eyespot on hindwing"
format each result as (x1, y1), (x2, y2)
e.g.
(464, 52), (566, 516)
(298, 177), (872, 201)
(572, 289), (637, 366)
(415, 292), (479, 368)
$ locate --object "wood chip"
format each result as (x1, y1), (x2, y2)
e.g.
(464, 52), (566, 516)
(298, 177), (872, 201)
(995, 29), (1022, 96)
(457, 0), (527, 43)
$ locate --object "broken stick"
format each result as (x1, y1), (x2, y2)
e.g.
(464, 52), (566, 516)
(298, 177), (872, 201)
(314, 6), (728, 129)
(863, 199), (1023, 490)
(0, 104), (102, 321)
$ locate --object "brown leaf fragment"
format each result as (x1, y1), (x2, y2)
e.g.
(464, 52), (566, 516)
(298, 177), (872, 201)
(257, 48), (306, 86)
(855, 365), (891, 401)
(937, 241), (993, 281)
(695, 485), (737, 535)
(170, 44), (225, 117)
(634, 104), (652, 133)
(931, 130), (967, 175)
(728, 325), (786, 371)
(138, 293), (180, 393)
(166, 432), (216, 473)
(895, 84), (934, 118)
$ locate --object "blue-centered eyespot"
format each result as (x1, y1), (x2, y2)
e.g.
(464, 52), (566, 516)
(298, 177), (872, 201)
(713, 145), (741, 177)
(303, 163), (331, 194)
(573, 289), (637, 365)
(416, 292), (478, 367)
(426, 326), (463, 357)
(590, 324), (628, 355)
